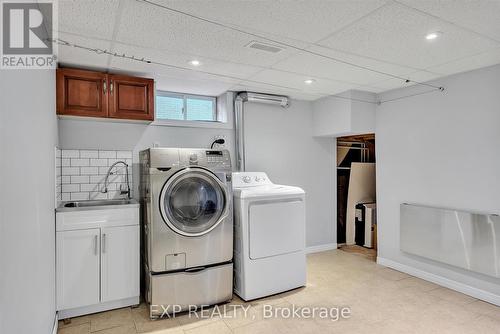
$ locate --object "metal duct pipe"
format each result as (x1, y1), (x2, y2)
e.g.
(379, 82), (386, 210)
(234, 92), (290, 171)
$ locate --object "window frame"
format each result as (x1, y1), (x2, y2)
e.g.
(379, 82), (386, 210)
(154, 91), (231, 129)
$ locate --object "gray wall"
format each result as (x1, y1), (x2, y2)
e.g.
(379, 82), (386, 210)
(376, 64), (500, 301)
(244, 101), (336, 248)
(0, 70), (58, 333)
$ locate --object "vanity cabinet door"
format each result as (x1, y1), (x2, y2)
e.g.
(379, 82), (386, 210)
(100, 225), (140, 303)
(56, 229), (100, 310)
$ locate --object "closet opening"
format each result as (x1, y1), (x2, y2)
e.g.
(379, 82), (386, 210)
(337, 134), (377, 261)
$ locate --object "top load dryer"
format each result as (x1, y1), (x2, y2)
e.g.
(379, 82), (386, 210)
(232, 172), (306, 301)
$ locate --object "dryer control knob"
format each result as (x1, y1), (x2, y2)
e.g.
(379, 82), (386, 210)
(243, 176), (252, 183)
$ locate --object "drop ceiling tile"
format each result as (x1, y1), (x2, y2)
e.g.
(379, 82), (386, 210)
(272, 44), (416, 86)
(398, 0), (500, 42)
(426, 48), (500, 75)
(57, 0), (120, 40)
(247, 69), (355, 96)
(369, 70), (443, 92)
(108, 43), (263, 81)
(156, 0), (388, 43)
(154, 74), (237, 96)
(114, 0), (299, 67)
(318, 2), (499, 69)
(56, 32), (111, 68)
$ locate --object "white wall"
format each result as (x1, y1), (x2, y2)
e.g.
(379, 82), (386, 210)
(312, 90), (376, 137)
(0, 70), (58, 333)
(376, 64), (500, 303)
(244, 101), (336, 248)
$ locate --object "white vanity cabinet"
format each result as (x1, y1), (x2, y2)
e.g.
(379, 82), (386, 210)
(56, 204), (140, 319)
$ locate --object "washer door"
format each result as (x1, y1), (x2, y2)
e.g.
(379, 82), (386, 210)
(159, 167), (229, 237)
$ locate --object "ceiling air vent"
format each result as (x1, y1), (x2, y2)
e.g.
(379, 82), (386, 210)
(245, 41), (284, 54)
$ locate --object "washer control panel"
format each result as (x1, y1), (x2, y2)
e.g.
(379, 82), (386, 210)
(180, 149), (231, 168)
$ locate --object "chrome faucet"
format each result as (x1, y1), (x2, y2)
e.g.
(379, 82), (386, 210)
(102, 161), (131, 199)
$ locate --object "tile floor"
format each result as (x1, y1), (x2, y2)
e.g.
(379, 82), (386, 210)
(58, 250), (500, 334)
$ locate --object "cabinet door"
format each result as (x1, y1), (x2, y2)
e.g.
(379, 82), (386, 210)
(56, 229), (100, 310)
(108, 74), (154, 121)
(101, 225), (140, 302)
(57, 68), (108, 117)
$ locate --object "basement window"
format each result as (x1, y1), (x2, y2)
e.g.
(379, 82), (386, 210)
(156, 91), (217, 122)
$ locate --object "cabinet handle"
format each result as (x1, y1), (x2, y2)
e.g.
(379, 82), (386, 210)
(103, 80), (107, 94)
(102, 233), (106, 253)
(94, 235), (98, 255)
(109, 81), (113, 95)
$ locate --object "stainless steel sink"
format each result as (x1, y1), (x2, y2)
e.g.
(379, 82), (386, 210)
(57, 199), (138, 212)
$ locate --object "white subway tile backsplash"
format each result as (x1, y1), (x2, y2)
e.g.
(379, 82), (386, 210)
(99, 150), (116, 159)
(62, 184), (80, 193)
(80, 150), (99, 158)
(71, 175), (90, 183)
(90, 158), (108, 167)
(71, 158), (89, 167)
(117, 151), (132, 159)
(80, 167), (99, 175)
(62, 149), (79, 158)
(56, 149), (133, 202)
(62, 167), (80, 175)
(80, 183), (99, 192)
(70, 192), (90, 201)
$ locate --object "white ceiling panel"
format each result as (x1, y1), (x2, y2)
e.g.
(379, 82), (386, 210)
(369, 70), (442, 91)
(108, 43), (263, 81)
(114, 0), (299, 67)
(398, 0), (500, 42)
(156, 0), (389, 43)
(272, 45), (417, 85)
(426, 47), (500, 76)
(56, 33), (111, 68)
(247, 69), (355, 96)
(319, 2), (499, 69)
(153, 74), (237, 96)
(58, 0), (120, 40)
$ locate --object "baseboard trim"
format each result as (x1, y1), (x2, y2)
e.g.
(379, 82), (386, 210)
(52, 313), (58, 334)
(377, 257), (500, 306)
(306, 243), (337, 254)
(58, 296), (140, 320)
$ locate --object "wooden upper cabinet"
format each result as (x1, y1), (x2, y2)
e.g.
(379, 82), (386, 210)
(56, 68), (154, 121)
(57, 68), (108, 118)
(108, 74), (154, 121)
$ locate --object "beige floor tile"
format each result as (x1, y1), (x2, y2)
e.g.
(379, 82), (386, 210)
(58, 323), (90, 334)
(89, 307), (134, 332)
(134, 315), (181, 333)
(184, 321), (231, 334)
(232, 318), (287, 334)
(93, 324), (136, 334)
(58, 315), (91, 330)
(426, 287), (477, 305)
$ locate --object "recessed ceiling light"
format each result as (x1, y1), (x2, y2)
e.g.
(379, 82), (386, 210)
(425, 32), (442, 40)
(304, 79), (315, 84)
(189, 60), (201, 66)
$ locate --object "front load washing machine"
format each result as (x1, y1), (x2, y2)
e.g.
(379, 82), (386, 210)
(139, 148), (233, 316)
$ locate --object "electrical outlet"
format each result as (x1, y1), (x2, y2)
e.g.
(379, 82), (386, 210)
(212, 135), (227, 149)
